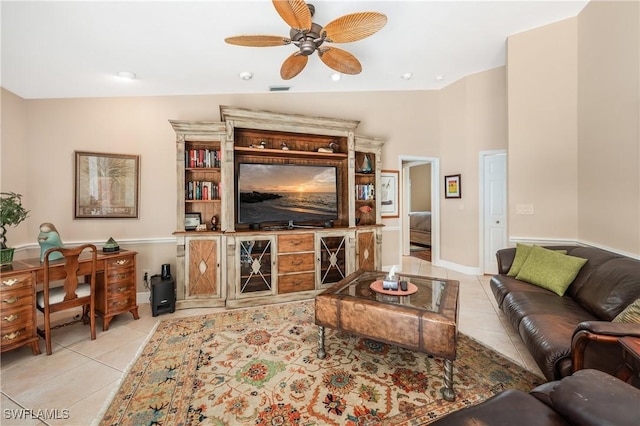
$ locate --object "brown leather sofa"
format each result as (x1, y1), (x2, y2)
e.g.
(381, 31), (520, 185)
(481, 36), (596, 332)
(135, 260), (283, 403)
(430, 369), (640, 426)
(490, 245), (640, 381)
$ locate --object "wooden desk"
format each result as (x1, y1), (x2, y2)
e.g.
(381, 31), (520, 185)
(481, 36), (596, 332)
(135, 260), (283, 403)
(0, 250), (139, 355)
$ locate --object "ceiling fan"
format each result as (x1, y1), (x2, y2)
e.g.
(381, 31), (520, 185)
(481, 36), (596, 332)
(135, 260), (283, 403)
(224, 0), (387, 80)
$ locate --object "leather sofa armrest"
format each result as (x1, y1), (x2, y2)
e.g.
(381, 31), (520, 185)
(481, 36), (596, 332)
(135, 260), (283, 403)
(571, 321), (640, 374)
(495, 248), (516, 275)
(549, 369), (640, 426)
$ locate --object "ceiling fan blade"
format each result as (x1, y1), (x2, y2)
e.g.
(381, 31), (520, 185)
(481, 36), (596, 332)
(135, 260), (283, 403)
(318, 47), (362, 75)
(272, 0), (312, 32)
(323, 12), (387, 43)
(225, 35), (291, 47)
(281, 52), (308, 80)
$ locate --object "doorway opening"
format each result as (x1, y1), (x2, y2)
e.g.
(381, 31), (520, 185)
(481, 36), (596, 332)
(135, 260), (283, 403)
(400, 156), (440, 265)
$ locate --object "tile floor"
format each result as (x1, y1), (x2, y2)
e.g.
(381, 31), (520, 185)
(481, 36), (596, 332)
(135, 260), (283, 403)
(0, 256), (543, 425)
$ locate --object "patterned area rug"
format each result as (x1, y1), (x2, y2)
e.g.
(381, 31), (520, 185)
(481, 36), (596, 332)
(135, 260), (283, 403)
(99, 301), (542, 425)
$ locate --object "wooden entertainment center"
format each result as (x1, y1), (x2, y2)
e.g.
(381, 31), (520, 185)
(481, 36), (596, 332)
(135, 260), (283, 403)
(170, 106), (384, 308)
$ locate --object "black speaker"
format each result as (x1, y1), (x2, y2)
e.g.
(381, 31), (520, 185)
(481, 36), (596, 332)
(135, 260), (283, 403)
(150, 275), (176, 317)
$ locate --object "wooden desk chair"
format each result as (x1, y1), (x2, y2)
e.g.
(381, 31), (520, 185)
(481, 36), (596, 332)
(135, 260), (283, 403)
(36, 244), (97, 355)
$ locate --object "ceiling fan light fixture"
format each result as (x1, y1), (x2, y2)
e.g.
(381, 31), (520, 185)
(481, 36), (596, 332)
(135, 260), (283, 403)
(238, 71), (253, 80)
(401, 72), (413, 80)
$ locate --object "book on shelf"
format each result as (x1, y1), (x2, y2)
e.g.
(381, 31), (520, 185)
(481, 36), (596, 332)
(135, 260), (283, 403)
(355, 183), (375, 201)
(185, 149), (221, 168)
(185, 181), (220, 200)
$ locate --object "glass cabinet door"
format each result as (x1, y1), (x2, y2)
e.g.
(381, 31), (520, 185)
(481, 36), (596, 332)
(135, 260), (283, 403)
(237, 237), (275, 297)
(318, 234), (347, 286)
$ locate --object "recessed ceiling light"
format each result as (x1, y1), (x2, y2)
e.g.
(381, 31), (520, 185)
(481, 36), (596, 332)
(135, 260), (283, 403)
(435, 74), (445, 81)
(238, 71), (253, 80)
(330, 73), (341, 81)
(401, 72), (413, 80)
(116, 71), (136, 80)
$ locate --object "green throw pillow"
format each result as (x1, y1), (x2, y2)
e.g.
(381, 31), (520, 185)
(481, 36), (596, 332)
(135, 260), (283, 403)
(613, 299), (640, 323)
(515, 245), (587, 296)
(507, 243), (533, 276)
(507, 243), (567, 277)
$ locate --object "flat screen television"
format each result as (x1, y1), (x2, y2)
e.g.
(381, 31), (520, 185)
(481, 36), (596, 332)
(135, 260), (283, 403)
(237, 163), (338, 225)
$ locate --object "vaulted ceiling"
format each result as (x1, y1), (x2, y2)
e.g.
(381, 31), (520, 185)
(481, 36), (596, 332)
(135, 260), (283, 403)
(1, 1), (589, 99)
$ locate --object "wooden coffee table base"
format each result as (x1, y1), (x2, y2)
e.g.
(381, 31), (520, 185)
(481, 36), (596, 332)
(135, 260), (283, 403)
(316, 325), (456, 402)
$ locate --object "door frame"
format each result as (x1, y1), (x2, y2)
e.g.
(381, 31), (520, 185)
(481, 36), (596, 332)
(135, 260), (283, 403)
(478, 149), (507, 274)
(400, 156), (440, 265)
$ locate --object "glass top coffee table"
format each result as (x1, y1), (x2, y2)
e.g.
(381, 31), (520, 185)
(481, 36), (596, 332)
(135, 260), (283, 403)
(315, 269), (460, 401)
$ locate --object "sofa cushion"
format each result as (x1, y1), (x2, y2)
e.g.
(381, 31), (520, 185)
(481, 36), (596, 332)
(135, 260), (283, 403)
(516, 246), (587, 296)
(502, 290), (592, 330)
(613, 298), (640, 323)
(490, 274), (552, 308)
(518, 312), (597, 381)
(570, 256), (640, 320)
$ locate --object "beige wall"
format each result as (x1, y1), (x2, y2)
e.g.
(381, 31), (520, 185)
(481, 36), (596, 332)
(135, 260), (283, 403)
(439, 67), (508, 267)
(577, 0), (640, 255)
(507, 17), (579, 241)
(506, 0), (640, 256)
(410, 164), (431, 211)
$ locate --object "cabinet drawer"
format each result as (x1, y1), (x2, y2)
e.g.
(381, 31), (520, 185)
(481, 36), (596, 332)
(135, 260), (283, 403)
(108, 282), (134, 298)
(0, 286), (33, 311)
(278, 272), (315, 294)
(1, 323), (34, 348)
(278, 253), (315, 274)
(107, 256), (135, 270)
(105, 293), (135, 313)
(278, 234), (314, 253)
(1, 274), (32, 292)
(107, 268), (134, 285)
(1, 304), (34, 334)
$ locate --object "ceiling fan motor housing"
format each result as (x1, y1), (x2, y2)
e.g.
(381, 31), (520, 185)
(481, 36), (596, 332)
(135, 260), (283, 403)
(290, 22), (324, 56)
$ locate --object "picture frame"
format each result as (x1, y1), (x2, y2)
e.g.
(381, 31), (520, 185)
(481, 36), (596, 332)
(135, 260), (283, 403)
(185, 212), (202, 230)
(75, 151), (140, 218)
(380, 170), (399, 218)
(445, 174), (462, 199)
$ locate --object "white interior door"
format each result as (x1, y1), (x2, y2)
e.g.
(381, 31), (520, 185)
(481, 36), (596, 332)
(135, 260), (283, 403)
(483, 152), (507, 274)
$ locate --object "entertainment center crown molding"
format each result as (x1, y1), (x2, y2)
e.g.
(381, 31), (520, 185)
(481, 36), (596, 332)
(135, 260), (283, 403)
(170, 106), (385, 309)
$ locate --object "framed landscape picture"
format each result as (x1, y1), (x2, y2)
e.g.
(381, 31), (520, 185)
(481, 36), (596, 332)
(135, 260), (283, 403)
(380, 170), (399, 218)
(75, 151), (140, 218)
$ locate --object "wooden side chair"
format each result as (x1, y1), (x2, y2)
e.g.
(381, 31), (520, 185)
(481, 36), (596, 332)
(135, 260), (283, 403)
(36, 244), (97, 355)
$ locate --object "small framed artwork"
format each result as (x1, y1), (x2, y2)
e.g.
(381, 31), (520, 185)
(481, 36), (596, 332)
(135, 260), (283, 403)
(185, 213), (202, 230)
(380, 170), (399, 218)
(445, 174), (462, 199)
(75, 151), (140, 218)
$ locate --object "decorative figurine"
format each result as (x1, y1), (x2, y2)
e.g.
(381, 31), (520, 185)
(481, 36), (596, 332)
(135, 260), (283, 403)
(358, 154), (373, 173)
(210, 215), (218, 231)
(356, 205), (373, 225)
(280, 141), (289, 150)
(38, 223), (64, 262)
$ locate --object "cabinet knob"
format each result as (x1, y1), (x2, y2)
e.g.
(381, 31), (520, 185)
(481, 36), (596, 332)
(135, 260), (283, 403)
(116, 259), (128, 266)
(2, 279), (18, 287)
(2, 297), (19, 304)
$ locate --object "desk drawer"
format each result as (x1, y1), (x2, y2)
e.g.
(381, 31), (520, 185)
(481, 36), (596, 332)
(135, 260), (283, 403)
(107, 256), (135, 270)
(0, 286), (33, 311)
(1, 274), (32, 292)
(278, 234), (314, 253)
(1, 304), (34, 333)
(278, 253), (315, 274)
(278, 272), (315, 294)
(105, 293), (136, 313)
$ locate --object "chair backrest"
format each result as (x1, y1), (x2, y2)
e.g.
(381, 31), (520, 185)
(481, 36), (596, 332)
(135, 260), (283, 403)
(43, 243), (97, 306)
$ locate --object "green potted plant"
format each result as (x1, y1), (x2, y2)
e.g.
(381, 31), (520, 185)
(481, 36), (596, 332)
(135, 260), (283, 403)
(1, 192), (30, 265)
